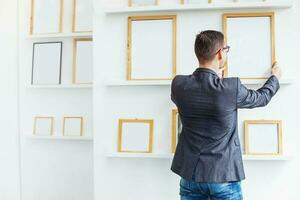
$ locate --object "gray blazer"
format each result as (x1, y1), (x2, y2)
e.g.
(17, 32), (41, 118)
(170, 67), (280, 183)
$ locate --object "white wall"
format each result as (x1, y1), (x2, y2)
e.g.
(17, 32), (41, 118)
(94, 1), (300, 200)
(18, 0), (94, 200)
(0, 0), (21, 199)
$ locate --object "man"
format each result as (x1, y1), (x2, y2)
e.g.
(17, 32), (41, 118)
(170, 30), (281, 200)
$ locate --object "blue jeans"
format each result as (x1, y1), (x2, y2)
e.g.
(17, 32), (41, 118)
(180, 178), (243, 200)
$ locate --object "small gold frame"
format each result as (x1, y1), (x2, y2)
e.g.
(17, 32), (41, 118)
(33, 116), (54, 135)
(72, 38), (93, 84)
(72, 0), (93, 33)
(63, 117), (84, 136)
(128, 0), (159, 7)
(118, 119), (154, 153)
(29, 0), (64, 35)
(244, 120), (282, 155)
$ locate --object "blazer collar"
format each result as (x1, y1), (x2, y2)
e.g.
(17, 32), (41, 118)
(193, 67), (218, 77)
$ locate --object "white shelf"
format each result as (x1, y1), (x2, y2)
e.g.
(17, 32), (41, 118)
(105, 79), (292, 86)
(27, 32), (93, 39)
(106, 152), (291, 161)
(106, 80), (171, 86)
(27, 84), (93, 89)
(26, 135), (93, 141)
(104, 1), (293, 14)
(106, 152), (173, 159)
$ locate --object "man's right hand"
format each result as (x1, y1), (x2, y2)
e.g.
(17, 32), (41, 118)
(272, 62), (282, 79)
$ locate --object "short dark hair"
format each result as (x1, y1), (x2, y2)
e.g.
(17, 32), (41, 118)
(194, 30), (224, 64)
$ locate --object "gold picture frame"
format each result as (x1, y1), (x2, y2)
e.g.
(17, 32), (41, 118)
(30, 0), (63, 35)
(72, 0), (93, 33)
(171, 109), (182, 153)
(118, 119), (154, 153)
(72, 38), (93, 84)
(127, 15), (177, 80)
(33, 116), (54, 136)
(222, 12), (275, 79)
(244, 120), (282, 155)
(128, 0), (159, 7)
(180, 0), (212, 4)
(63, 117), (84, 136)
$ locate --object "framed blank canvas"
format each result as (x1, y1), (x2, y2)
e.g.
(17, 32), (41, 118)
(73, 38), (93, 84)
(128, 0), (159, 6)
(223, 12), (275, 79)
(33, 117), (54, 136)
(30, 0), (63, 34)
(118, 119), (154, 153)
(127, 15), (177, 80)
(31, 42), (62, 85)
(72, 0), (93, 32)
(171, 109), (182, 153)
(63, 117), (84, 136)
(244, 120), (282, 155)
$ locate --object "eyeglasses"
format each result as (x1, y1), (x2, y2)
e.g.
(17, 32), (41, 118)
(215, 45), (230, 54)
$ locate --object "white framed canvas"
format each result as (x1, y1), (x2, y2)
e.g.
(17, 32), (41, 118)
(244, 120), (282, 155)
(30, 0), (63, 34)
(31, 42), (62, 85)
(63, 117), (84, 136)
(72, 0), (93, 32)
(33, 116), (54, 136)
(223, 12), (275, 79)
(128, 0), (159, 6)
(73, 38), (93, 84)
(171, 109), (182, 153)
(127, 15), (177, 80)
(118, 119), (154, 153)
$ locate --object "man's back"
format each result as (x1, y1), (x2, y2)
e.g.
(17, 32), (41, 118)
(171, 67), (280, 182)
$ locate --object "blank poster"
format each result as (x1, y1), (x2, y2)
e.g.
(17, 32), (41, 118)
(129, 16), (176, 80)
(120, 121), (151, 152)
(32, 42), (62, 85)
(31, 0), (62, 34)
(74, 39), (93, 84)
(130, 0), (157, 6)
(63, 118), (83, 136)
(34, 118), (53, 136)
(225, 16), (273, 79)
(73, 0), (93, 32)
(248, 124), (279, 154)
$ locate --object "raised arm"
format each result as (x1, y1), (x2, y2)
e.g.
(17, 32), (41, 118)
(237, 63), (281, 109)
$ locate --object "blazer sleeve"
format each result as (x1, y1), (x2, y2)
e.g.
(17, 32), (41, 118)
(237, 75), (280, 109)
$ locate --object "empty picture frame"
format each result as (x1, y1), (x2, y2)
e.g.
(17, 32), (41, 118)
(73, 38), (93, 84)
(118, 119), (154, 153)
(63, 117), (84, 136)
(72, 0), (93, 32)
(244, 120), (282, 155)
(127, 15), (177, 80)
(128, 0), (159, 6)
(33, 116), (54, 136)
(171, 109), (182, 153)
(31, 42), (62, 85)
(30, 0), (63, 34)
(223, 12), (275, 79)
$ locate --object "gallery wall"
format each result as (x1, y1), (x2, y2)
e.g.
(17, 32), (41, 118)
(18, 0), (94, 200)
(94, 0), (300, 200)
